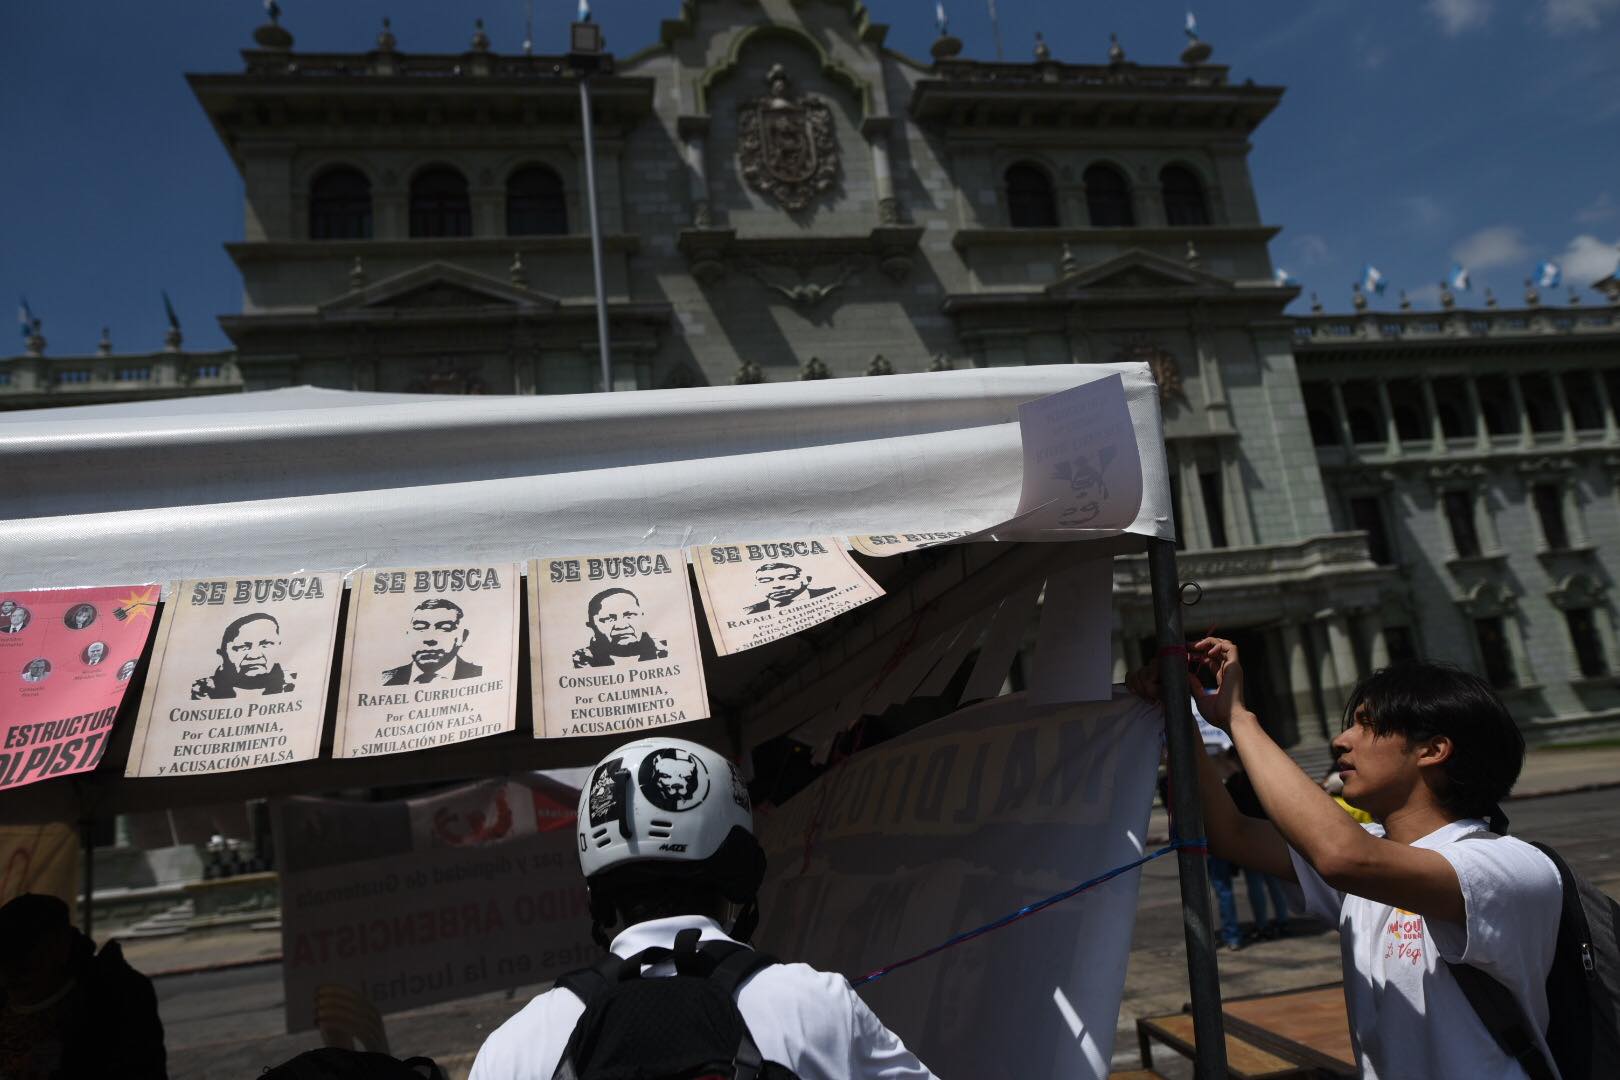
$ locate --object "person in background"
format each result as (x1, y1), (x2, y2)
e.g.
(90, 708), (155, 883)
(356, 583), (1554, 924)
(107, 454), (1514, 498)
(0, 893), (167, 1079)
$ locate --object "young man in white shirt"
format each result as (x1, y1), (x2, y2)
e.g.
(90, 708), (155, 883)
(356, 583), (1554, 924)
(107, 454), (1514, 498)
(1146, 639), (1563, 1080)
(470, 736), (936, 1080)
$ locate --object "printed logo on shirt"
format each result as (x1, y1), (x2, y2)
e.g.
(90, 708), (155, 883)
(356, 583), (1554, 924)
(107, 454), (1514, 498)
(1384, 909), (1426, 966)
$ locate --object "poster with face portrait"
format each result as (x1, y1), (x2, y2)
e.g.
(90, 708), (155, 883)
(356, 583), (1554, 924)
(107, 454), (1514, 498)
(126, 573), (343, 778)
(332, 564), (520, 758)
(0, 584), (159, 792)
(689, 538), (885, 656)
(529, 552), (709, 739)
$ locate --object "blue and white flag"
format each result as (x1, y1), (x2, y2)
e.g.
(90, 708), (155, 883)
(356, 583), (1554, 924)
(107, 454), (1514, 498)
(577, 0), (590, 22)
(1185, 11), (1199, 39)
(17, 297), (31, 340)
(936, 2), (948, 34)
(1274, 267), (1294, 286)
(1449, 263), (1471, 291)
(1534, 260), (1561, 289)
(1360, 263), (1387, 295)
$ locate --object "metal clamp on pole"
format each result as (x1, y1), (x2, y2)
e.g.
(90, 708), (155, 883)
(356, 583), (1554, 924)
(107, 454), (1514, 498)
(1149, 538), (1229, 1078)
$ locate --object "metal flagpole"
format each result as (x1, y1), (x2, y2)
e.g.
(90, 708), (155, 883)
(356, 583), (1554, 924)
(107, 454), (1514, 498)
(986, 0), (1005, 60)
(1149, 537), (1229, 1078)
(570, 15), (612, 393)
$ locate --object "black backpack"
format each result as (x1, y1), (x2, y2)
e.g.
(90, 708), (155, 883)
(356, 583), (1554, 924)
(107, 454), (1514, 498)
(260, 1048), (446, 1080)
(551, 928), (798, 1080)
(1448, 842), (1620, 1080)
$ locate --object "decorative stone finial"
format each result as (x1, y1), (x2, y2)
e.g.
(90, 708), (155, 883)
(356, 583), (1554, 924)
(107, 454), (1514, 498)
(1440, 281), (1455, 309)
(471, 18), (489, 52)
(24, 318), (44, 357)
(867, 353), (894, 376)
(1185, 240), (1201, 269)
(1108, 32), (1126, 65)
(97, 327), (112, 356)
(1399, 288), (1411, 311)
(349, 256), (366, 290)
(1485, 286), (1498, 308)
(1310, 291), (1323, 314)
(1352, 281), (1367, 311)
(930, 352), (953, 372)
(734, 359), (765, 385)
(253, 0), (294, 50)
(509, 251), (527, 289)
(1059, 242), (1079, 277)
(1034, 31), (1051, 62)
(1524, 278), (1540, 306)
(376, 16), (397, 52)
(164, 322), (183, 352)
(931, 34), (963, 60)
(800, 356), (831, 381)
(1181, 36), (1213, 65)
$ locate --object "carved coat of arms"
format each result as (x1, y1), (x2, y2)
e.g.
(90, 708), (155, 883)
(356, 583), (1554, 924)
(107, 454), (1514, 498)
(737, 64), (839, 212)
(1114, 339), (1184, 404)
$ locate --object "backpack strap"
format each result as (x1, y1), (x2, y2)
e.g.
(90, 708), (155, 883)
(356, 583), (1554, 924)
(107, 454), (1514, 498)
(1447, 962), (1559, 1080)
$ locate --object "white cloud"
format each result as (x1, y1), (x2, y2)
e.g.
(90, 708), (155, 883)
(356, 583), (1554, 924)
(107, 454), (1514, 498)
(1295, 233), (1330, 267)
(1402, 195), (1449, 232)
(1408, 283), (1444, 308)
(1560, 234), (1620, 287)
(1542, 0), (1620, 32)
(1452, 226), (1532, 270)
(1576, 192), (1616, 224)
(1427, 0), (1492, 33)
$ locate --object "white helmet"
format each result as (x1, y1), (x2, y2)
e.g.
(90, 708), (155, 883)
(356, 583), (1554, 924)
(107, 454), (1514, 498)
(577, 736), (755, 881)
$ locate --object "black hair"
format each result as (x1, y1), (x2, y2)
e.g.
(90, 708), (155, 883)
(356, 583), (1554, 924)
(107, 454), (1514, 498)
(414, 597), (466, 621)
(0, 893), (70, 955)
(586, 587), (640, 621)
(220, 611), (280, 646)
(1342, 661), (1524, 832)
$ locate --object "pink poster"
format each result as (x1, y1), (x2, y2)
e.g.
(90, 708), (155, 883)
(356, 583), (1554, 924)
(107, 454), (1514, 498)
(0, 584), (160, 792)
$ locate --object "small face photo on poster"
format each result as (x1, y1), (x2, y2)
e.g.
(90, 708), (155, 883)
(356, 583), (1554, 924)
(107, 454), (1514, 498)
(63, 603), (98, 631)
(744, 560), (837, 613)
(384, 597), (483, 685)
(1, 606), (30, 634)
(574, 586), (670, 668)
(191, 611), (296, 699)
(21, 658), (51, 684)
(82, 641), (107, 666)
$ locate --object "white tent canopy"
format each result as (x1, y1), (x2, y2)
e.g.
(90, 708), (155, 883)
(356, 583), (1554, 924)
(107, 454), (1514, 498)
(2, 364), (1170, 817)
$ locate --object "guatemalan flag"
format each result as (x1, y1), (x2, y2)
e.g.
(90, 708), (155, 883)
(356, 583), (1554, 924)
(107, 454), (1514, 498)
(936, 1), (948, 34)
(1535, 260), (1562, 289)
(1274, 267), (1294, 286)
(1449, 264), (1471, 292)
(1360, 263), (1387, 295)
(1186, 11), (1199, 39)
(577, 0), (590, 22)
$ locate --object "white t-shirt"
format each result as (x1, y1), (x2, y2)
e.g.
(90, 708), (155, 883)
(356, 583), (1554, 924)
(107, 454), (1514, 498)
(469, 914), (936, 1080)
(1289, 819), (1563, 1080)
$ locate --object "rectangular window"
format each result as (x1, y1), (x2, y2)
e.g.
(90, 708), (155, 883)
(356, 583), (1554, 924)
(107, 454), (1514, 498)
(1532, 483), (1570, 551)
(1443, 490), (1481, 558)
(1349, 496), (1393, 565)
(1302, 382), (1340, 447)
(1564, 608), (1608, 678)
(1383, 626), (1416, 665)
(0, 371), (11, 386)
(1476, 375), (1519, 436)
(1564, 372), (1606, 431)
(1474, 617), (1517, 689)
(116, 367), (151, 382)
(194, 365), (222, 379)
(56, 370), (91, 385)
(1519, 373), (1562, 434)
(1199, 470), (1229, 549)
(1431, 376), (1473, 440)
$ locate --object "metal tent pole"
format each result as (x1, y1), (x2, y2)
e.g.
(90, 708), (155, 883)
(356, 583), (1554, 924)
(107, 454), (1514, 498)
(79, 814), (96, 940)
(578, 73), (613, 393)
(1148, 537), (1228, 1078)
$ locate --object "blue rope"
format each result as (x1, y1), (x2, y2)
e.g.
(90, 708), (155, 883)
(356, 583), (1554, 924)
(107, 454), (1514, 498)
(852, 836), (1206, 986)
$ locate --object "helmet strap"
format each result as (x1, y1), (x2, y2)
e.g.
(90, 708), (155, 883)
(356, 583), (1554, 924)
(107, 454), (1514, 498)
(729, 897), (760, 944)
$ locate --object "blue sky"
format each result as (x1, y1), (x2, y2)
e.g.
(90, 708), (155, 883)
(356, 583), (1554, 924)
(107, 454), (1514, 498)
(3, 0), (1617, 356)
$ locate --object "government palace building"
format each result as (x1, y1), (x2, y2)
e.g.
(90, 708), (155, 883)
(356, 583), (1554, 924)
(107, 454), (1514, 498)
(7, 0), (1620, 754)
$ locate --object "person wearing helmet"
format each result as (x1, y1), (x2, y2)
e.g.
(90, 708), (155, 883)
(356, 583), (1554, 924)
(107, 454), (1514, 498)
(469, 736), (935, 1080)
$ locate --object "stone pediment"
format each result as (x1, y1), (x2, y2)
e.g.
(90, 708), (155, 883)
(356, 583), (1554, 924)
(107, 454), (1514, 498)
(1046, 249), (1234, 298)
(321, 262), (559, 314)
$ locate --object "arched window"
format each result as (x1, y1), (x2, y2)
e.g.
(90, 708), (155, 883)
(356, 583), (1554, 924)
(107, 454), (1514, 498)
(1083, 164), (1134, 227)
(409, 166), (472, 238)
(309, 166), (372, 240)
(506, 166), (568, 236)
(1160, 165), (1210, 226)
(1005, 163), (1057, 228)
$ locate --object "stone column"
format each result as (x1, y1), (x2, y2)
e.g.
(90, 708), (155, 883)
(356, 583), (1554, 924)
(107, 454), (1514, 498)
(1280, 622), (1320, 737)
(1550, 370), (1575, 443)
(1509, 375), (1533, 448)
(862, 118), (900, 225)
(1564, 476), (1590, 547)
(1330, 381), (1354, 449)
(1505, 614), (1535, 687)
(1366, 616), (1391, 670)
(1221, 444), (1256, 546)
(1376, 379), (1401, 455)
(1311, 621), (1346, 727)
(1475, 482), (1503, 553)
(1421, 378), (1446, 452)
(1177, 452), (1211, 549)
(1592, 369), (1618, 440)
(1465, 376), (1489, 450)
(1132, 182), (1163, 227)
(677, 116), (713, 227)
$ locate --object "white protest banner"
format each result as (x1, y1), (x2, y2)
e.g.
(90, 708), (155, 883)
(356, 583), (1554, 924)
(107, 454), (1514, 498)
(333, 564), (519, 757)
(0, 584), (158, 791)
(1028, 558), (1115, 705)
(529, 552), (709, 739)
(690, 539), (884, 656)
(276, 773), (593, 1030)
(754, 692), (1160, 1080)
(127, 573), (343, 777)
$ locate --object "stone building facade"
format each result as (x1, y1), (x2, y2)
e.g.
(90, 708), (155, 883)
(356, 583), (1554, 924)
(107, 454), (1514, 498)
(4, 0), (1618, 746)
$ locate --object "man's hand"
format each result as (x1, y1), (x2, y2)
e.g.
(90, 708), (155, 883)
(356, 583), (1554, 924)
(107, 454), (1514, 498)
(1191, 636), (1247, 731)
